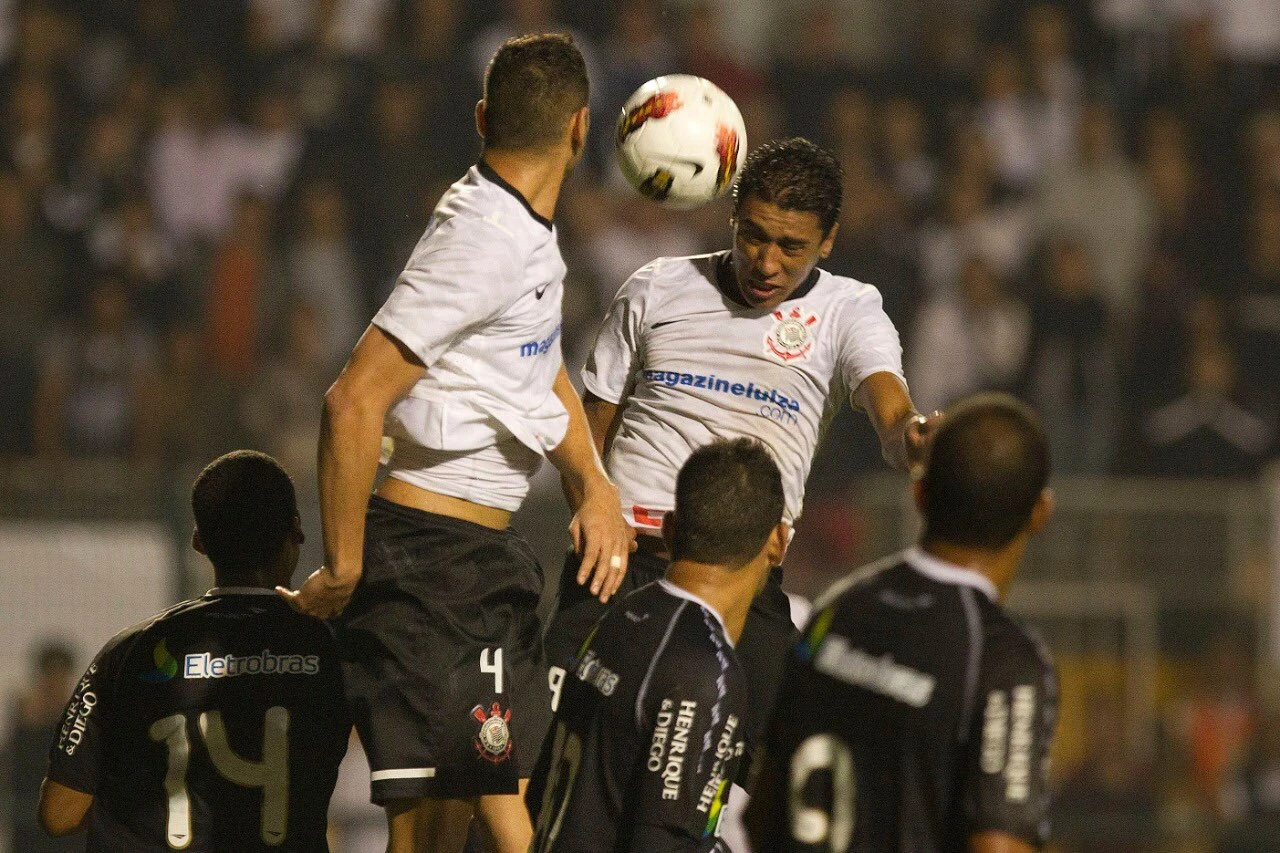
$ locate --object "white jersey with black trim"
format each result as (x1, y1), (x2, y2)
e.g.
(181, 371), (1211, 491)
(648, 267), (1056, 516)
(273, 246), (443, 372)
(372, 162), (569, 511)
(583, 251), (905, 527)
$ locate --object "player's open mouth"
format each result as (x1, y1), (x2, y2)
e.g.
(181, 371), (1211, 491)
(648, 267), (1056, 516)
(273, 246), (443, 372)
(745, 280), (780, 301)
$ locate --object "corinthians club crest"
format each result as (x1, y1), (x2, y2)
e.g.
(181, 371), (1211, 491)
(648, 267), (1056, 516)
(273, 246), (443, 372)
(472, 702), (513, 764)
(765, 306), (819, 362)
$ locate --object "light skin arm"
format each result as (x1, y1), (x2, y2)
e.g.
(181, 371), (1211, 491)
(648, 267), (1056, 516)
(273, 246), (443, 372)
(38, 779), (92, 836)
(970, 831), (1037, 853)
(854, 371), (942, 475)
(549, 367), (633, 603)
(277, 325), (425, 618)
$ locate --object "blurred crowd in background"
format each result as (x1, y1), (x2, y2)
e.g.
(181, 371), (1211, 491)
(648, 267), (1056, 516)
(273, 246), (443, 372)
(1, 0), (1280, 850)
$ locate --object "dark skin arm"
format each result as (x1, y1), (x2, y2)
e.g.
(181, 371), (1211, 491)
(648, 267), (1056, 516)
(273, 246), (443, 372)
(970, 831), (1037, 853)
(38, 779), (92, 836)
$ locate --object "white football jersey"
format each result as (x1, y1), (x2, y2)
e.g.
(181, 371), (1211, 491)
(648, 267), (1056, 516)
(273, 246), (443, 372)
(584, 251), (905, 527)
(372, 163), (568, 511)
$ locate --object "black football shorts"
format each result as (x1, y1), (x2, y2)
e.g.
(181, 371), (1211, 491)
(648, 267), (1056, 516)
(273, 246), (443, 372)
(335, 495), (551, 803)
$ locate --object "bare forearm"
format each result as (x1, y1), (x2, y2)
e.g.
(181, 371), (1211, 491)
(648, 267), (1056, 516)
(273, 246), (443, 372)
(549, 368), (612, 508)
(318, 390), (386, 581)
(855, 372), (924, 473)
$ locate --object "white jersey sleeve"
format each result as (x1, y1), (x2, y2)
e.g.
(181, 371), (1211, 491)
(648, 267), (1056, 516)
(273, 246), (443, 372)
(373, 220), (519, 370)
(582, 262), (655, 404)
(832, 282), (909, 406)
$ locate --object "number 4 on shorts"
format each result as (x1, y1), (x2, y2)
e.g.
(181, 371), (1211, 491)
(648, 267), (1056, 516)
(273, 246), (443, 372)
(481, 647), (504, 694)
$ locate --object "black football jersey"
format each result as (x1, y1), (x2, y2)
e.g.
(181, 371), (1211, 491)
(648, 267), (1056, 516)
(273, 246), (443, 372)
(528, 580), (747, 852)
(46, 588), (350, 851)
(749, 549), (1058, 852)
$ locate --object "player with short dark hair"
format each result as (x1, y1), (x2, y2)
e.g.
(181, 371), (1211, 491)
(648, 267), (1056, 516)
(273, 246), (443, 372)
(482, 35), (591, 150)
(38, 450), (350, 851)
(746, 394), (1059, 852)
(547, 136), (939, 767)
(528, 439), (786, 852)
(275, 31), (632, 853)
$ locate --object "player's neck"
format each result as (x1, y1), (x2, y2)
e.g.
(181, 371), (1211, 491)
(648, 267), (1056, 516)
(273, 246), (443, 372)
(919, 538), (1028, 602)
(481, 149), (569, 222)
(665, 559), (761, 644)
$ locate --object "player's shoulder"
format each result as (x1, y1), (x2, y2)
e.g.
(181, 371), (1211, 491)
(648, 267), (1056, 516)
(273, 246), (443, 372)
(623, 251), (721, 294)
(810, 267), (888, 313)
(422, 167), (539, 256)
(87, 597), (210, 675)
(979, 602), (1056, 685)
(630, 581), (741, 685)
(810, 551), (912, 615)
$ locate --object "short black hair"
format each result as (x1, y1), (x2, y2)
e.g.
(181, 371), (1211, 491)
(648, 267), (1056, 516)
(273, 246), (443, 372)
(920, 394), (1051, 550)
(671, 439), (785, 567)
(732, 138), (843, 234)
(482, 33), (589, 150)
(191, 450), (298, 584)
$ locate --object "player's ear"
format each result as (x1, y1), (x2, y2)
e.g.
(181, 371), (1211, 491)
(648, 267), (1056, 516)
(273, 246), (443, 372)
(819, 221), (839, 258)
(661, 511), (675, 556)
(1028, 487), (1055, 534)
(292, 515), (305, 544)
(765, 523), (789, 567)
(568, 105), (589, 156)
(475, 100), (487, 141)
(191, 528), (206, 555)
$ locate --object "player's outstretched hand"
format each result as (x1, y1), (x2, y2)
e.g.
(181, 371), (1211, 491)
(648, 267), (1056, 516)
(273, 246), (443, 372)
(570, 482), (636, 605)
(905, 410), (944, 477)
(276, 566), (359, 620)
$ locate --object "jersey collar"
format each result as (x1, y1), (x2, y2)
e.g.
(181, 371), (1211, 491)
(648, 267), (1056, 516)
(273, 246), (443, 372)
(657, 578), (734, 647)
(205, 587), (281, 598)
(476, 160), (553, 231)
(714, 250), (822, 309)
(903, 547), (998, 602)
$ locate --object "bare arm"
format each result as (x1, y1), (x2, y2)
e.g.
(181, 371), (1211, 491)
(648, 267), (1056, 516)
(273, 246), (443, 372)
(854, 371), (941, 474)
(277, 325), (425, 618)
(38, 779), (92, 836)
(548, 367), (633, 603)
(969, 831), (1037, 853)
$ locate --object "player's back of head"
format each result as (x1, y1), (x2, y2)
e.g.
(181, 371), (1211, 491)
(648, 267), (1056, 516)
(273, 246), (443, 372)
(732, 138), (844, 234)
(483, 32), (589, 151)
(191, 450), (298, 585)
(670, 438), (784, 567)
(920, 393), (1051, 550)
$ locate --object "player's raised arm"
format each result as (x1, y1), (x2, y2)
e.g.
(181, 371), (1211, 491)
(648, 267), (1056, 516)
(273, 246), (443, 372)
(549, 365), (633, 603)
(855, 371), (941, 474)
(278, 325), (424, 618)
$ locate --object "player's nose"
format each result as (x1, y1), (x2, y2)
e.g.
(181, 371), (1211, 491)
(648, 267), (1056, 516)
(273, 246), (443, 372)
(758, 245), (784, 277)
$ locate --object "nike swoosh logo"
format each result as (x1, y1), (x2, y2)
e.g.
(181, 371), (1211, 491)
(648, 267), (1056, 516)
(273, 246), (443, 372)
(650, 318), (685, 330)
(670, 158), (704, 175)
(535, 284), (549, 299)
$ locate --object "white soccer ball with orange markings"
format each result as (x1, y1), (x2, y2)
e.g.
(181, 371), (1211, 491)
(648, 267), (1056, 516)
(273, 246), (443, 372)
(615, 74), (747, 210)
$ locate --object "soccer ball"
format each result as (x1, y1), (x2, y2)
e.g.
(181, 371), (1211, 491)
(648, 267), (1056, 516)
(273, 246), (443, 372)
(615, 75), (747, 210)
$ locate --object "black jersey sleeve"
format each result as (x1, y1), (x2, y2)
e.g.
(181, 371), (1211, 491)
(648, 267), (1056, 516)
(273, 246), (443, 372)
(45, 627), (137, 795)
(625, 628), (745, 851)
(963, 627), (1058, 847)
